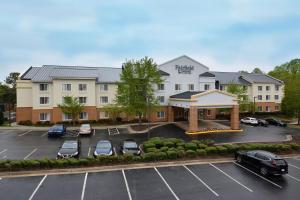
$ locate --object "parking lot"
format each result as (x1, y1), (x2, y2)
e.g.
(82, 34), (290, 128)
(0, 158), (300, 200)
(0, 123), (297, 160)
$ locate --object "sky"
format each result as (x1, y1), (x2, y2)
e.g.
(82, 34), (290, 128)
(1, 0), (300, 82)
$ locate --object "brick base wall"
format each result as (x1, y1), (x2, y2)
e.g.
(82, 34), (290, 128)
(16, 107), (32, 123)
(255, 102), (281, 112)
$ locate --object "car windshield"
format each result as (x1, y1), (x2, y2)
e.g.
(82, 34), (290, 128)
(51, 125), (62, 130)
(81, 124), (90, 129)
(62, 142), (77, 149)
(97, 142), (111, 149)
(124, 142), (138, 149)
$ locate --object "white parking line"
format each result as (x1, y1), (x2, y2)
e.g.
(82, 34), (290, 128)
(24, 148), (38, 160)
(0, 149), (7, 155)
(81, 172), (88, 200)
(289, 164), (300, 170)
(28, 175), (47, 200)
(287, 174), (300, 182)
(209, 163), (253, 192)
(87, 147), (91, 157)
(154, 167), (180, 200)
(122, 170), (132, 200)
(233, 162), (282, 189)
(183, 165), (219, 197)
(18, 130), (32, 137)
(41, 132), (48, 137)
(293, 158), (300, 161)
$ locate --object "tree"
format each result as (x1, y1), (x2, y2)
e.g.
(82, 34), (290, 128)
(116, 57), (162, 124)
(268, 59), (300, 83)
(58, 96), (84, 126)
(0, 83), (16, 126)
(252, 67), (263, 74)
(102, 104), (123, 122)
(226, 83), (251, 112)
(0, 110), (4, 125)
(5, 72), (20, 88)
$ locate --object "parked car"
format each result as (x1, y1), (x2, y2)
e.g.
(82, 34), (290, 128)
(120, 139), (141, 155)
(57, 140), (81, 159)
(93, 140), (114, 157)
(235, 150), (288, 176)
(265, 118), (287, 127)
(257, 119), (269, 127)
(48, 124), (66, 137)
(79, 124), (93, 136)
(240, 117), (259, 126)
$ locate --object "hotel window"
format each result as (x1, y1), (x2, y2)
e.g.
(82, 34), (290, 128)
(220, 85), (224, 91)
(275, 106), (279, 111)
(258, 86), (262, 91)
(258, 106), (262, 112)
(62, 84), (71, 91)
(100, 111), (109, 119)
(100, 84), (108, 91)
(79, 112), (88, 120)
(157, 84), (164, 91)
(157, 111), (165, 118)
(63, 113), (72, 121)
(188, 84), (194, 91)
(266, 106), (271, 112)
(79, 97), (87, 104)
(40, 97), (49, 105)
(100, 96), (108, 104)
(79, 84), (87, 91)
(275, 95), (279, 100)
(157, 96), (165, 103)
(266, 95), (270, 100)
(204, 84), (210, 91)
(275, 85), (280, 91)
(39, 113), (49, 121)
(258, 95), (262, 100)
(39, 84), (48, 91)
(266, 86), (270, 91)
(207, 110), (211, 116)
(175, 84), (181, 91)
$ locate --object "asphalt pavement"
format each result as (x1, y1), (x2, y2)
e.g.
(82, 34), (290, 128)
(1, 158), (300, 200)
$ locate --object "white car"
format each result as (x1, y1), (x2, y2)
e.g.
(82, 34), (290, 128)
(241, 117), (258, 126)
(79, 124), (93, 135)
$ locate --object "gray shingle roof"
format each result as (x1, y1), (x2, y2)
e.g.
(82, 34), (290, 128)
(21, 65), (122, 83)
(170, 91), (203, 99)
(199, 72), (215, 77)
(241, 73), (283, 85)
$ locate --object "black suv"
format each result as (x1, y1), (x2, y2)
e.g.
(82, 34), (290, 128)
(120, 139), (141, 156)
(265, 118), (287, 127)
(57, 140), (81, 159)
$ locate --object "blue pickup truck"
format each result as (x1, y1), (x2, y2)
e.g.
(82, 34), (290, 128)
(48, 124), (67, 137)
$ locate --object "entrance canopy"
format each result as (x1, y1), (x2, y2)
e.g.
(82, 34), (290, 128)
(169, 90), (238, 108)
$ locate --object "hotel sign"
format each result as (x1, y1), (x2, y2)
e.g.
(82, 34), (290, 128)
(175, 65), (194, 74)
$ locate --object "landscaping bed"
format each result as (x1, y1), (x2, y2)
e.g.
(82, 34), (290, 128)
(1, 137), (300, 172)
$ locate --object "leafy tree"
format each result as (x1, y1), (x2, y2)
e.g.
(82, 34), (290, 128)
(252, 67), (263, 74)
(116, 57), (162, 124)
(58, 96), (84, 126)
(0, 83), (16, 126)
(102, 104), (124, 122)
(226, 83), (251, 112)
(0, 110), (4, 125)
(268, 59), (300, 83)
(5, 72), (20, 88)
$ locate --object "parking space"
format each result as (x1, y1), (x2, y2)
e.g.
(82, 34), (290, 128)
(1, 159), (300, 200)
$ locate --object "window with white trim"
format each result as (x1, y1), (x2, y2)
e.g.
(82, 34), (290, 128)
(220, 85), (224, 91)
(266, 86), (270, 91)
(79, 112), (88, 120)
(157, 84), (164, 91)
(100, 96), (108, 104)
(188, 84), (194, 91)
(257, 95), (262, 100)
(40, 97), (49, 105)
(175, 84), (181, 91)
(63, 113), (72, 121)
(204, 84), (210, 91)
(266, 106), (271, 112)
(266, 95), (270, 100)
(39, 113), (50, 121)
(258, 86), (262, 91)
(275, 106), (279, 111)
(79, 84), (87, 91)
(258, 106), (262, 112)
(274, 95), (279, 100)
(157, 96), (165, 103)
(62, 84), (71, 91)
(100, 111), (109, 119)
(79, 97), (87, 104)
(207, 110), (211, 116)
(275, 85), (280, 91)
(39, 84), (48, 91)
(157, 111), (165, 118)
(100, 84), (108, 91)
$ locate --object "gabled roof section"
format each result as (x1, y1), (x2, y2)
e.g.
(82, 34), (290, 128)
(211, 71), (251, 85)
(199, 71), (215, 77)
(159, 55), (209, 70)
(170, 91), (203, 99)
(158, 70), (170, 76)
(241, 73), (283, 85)
(20, 67), (41, 80)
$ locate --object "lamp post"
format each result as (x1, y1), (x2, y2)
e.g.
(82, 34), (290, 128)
(253, 96), (257, 117)
(146, 95), (151, 139)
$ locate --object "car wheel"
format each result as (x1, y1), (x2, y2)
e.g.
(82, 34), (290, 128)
(260, 167), (268, 176)
(237, 155), (242, 163)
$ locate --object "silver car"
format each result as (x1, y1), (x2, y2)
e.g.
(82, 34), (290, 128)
(79, 124), (92, 135)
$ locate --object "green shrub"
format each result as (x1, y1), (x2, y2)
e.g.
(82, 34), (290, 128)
(163, 141), (175, 148)
(150, 138), (164, 148)
(177, 142), (186, 148)
(160, 146), (169, 152)
(143, 142), (156, 150)
(177, 150), (186, 158)
(191, 140), (201, 145)
(78, 159), (89, 166)
(176, 146), (185, 151)
(198, 143), (208, 149)
(185, 142), (198, 151)
(186, 150), (197, 158)
(201, 139), (215, 146)
(216, 146), (228, 154)
(205, 147), (218, 155)
(132, 156), (142, 162)
(10, 161), (22, 169)
(290, 143), (300, 150)
(196, 149), (207, 156)
(222, 144), (239, 153)
(155, 152), (168, 160)
(145, 147), (158, 153)
(167, 151), (178, 159)
(143, 152), (156, 161)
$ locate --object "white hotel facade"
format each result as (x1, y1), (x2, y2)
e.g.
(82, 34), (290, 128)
(16, 55), (284, 131)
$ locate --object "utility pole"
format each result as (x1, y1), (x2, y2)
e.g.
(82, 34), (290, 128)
(253, 96), (257, 117)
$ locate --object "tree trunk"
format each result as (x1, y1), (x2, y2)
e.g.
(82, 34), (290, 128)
(138, 113), (142, 125)
(8, 104), (11, 127)
(298, 111), (300, 125)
